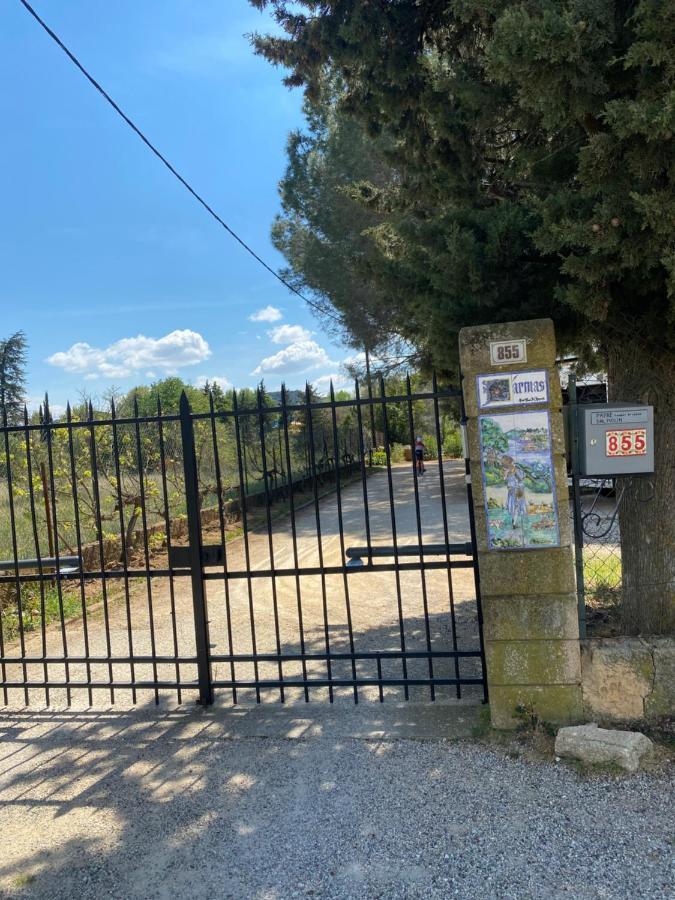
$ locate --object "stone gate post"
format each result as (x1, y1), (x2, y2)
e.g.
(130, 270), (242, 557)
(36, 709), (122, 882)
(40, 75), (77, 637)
(459, 318), (583, 728)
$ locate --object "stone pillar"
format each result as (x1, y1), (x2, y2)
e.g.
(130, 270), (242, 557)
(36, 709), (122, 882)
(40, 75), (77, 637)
(460, 318), (583, 728)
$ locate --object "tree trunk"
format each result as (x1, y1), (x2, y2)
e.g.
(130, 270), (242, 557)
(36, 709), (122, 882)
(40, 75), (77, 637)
(608, 343), (675, 635)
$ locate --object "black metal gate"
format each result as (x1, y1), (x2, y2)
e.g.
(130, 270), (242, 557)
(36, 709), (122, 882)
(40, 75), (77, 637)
(0, 379), (486, 706)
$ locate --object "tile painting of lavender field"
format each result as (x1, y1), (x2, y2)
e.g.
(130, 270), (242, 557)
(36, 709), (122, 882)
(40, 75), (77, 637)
(479, 410), (560, 550)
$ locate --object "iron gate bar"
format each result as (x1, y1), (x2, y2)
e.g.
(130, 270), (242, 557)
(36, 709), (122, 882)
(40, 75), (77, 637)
(66, 403), (93, 705)
(208, 389), (237, 704)
(0, 569), (192, 584)
(2, 406), (28, 704)
(1, 680), (195, 690)
(305, 384), (334, 701)
(432, 371), (462, 697)
(44, 396), (72, 705)
(256, 387), (285, 702)
(280, 385), (310, 701)
(0, 655), (198, 664)
(87, 401), (115, 703)
(22, 406), (50, 704)
(179, 392), (214, 706)
(132, 397), (160, 704)
(329, 381), (359, 702)
(0, 389), (463, 435)
(10, 544), (477, 571)
(378, 374), (409, 697)
(231, 389), (261, 701)
(200, 561), (475, 581)
(460, 377), (490, 704)
(157, 395), (184, 703)
(211, 678), (484, 690)
(404, 373), (435, 698)
(345, 543), (473, 559)
(110, 398), (136, 703)
(210, 650), (482, 662)
(0, 556), (81, 570)
(0, 561), (476, 586)
(353, 380), (380, 698)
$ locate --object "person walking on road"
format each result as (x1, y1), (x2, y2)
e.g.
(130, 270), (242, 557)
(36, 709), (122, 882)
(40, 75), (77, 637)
(414, 436), (426, 476)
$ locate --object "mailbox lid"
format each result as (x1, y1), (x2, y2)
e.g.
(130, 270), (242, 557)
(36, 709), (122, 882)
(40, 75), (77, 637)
(579, 403), (654, 476)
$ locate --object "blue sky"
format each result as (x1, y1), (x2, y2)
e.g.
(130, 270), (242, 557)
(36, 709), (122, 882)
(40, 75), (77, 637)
(0, 0), (354, 413)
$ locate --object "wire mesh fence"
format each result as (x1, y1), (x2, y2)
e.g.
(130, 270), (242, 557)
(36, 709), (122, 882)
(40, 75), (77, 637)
(561, 362), (671, 636)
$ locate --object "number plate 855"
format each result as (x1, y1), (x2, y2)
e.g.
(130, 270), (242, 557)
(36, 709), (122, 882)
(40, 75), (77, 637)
(606, 428), (647, 457)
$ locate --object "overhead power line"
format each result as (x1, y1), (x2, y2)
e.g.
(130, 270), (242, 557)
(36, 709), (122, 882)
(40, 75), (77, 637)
(17, 0), (341, 324)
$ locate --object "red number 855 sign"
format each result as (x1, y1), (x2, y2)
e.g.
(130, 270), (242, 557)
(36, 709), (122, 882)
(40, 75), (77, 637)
(606, 429), (647, 457)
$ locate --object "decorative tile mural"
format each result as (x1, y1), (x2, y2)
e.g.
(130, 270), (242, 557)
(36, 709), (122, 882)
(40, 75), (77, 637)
(478, 410), (560, 550)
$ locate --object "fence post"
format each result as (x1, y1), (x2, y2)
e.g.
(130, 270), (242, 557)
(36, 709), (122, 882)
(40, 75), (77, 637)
(568, 373), (587, 638)
(459, 319), (583, 729)
(179, 391), (214, 706)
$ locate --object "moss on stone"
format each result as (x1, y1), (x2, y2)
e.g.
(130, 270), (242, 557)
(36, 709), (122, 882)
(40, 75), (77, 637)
(487, 639), (581, 686)
(489, 684), (584, 730)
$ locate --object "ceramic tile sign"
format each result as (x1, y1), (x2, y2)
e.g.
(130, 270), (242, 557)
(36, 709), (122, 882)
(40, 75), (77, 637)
(477, 370), (548, 410)
(489, 339), (527, 365)
(479, 410), (560, 550)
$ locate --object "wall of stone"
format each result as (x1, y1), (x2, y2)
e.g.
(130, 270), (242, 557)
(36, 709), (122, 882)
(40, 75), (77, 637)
(581, 637), (674, 722)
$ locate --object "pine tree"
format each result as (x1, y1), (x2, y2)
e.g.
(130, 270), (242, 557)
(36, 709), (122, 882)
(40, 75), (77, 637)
(0, 331), (28, 425)
(252, 0), (674, 634)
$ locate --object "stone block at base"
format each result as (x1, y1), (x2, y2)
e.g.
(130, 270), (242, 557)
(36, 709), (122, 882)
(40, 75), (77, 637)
(582, 637), (675, 723)
(489, 684), (584, 730)
(555, 723), (653, 773)
(487, 639), (581, 686)
(483, 594), (579, 642)
(581, 639), (653, 721)
(478, 548), (576, 598)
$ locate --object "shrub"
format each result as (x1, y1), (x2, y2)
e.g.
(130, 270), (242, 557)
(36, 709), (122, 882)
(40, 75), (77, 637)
(443, 429), (463, 458)
(390, 443), (406, 463)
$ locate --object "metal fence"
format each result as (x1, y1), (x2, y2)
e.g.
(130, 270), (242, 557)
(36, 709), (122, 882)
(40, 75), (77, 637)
(0, 379), (486, 707)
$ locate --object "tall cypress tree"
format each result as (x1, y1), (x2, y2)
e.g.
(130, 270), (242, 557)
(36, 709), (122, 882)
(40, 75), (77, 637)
(0, 331), (28, 425)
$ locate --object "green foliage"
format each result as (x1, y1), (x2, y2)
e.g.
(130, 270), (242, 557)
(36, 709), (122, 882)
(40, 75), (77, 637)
(443, 429), (463, 459)
(252, 0), (674, 370)
(0, 581), (94, 643)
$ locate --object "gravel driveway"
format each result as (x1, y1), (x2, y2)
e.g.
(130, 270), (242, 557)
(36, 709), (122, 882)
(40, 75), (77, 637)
(1, 703), (672, 899)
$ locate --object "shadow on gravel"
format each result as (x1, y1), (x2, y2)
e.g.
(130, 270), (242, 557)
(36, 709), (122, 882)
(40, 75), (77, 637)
(0, 603), (484, 898)
(0, 700), (434, 898)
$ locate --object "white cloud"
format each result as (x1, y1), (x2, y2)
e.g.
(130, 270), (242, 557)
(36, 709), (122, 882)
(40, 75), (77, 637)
(341, 350), (387, 371)
(268, 324), (312, 345)
(312, 373), (354, 395)
(342, 351), (368, 370)
(249, 305), (282, 323)
(47, 330), (211, 380)
(251, 340), (334, 376)
(194, 375), (232, 392)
